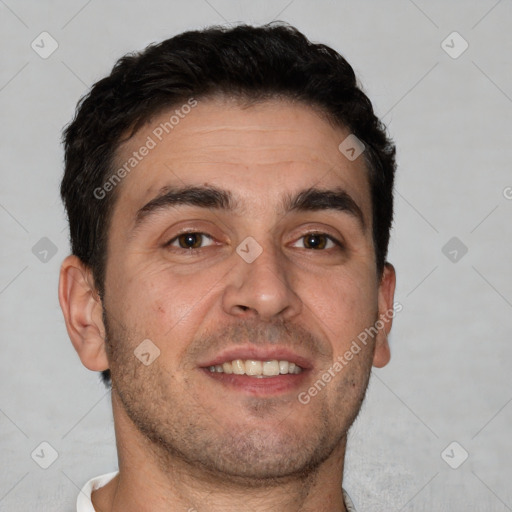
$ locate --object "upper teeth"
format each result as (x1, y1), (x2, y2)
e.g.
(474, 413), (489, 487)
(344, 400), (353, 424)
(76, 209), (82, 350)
(208, 360), (302, 376)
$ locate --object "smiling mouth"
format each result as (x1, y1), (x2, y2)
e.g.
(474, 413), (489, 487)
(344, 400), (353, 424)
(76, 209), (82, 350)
(207, 359), (303, 377)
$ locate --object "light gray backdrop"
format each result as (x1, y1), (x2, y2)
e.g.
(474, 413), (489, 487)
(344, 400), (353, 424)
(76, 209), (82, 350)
(1, 1), (511, 510)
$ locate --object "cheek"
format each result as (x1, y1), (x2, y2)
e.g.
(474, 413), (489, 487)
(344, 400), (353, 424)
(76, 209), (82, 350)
(309, 268), (378, 354)
(148, 269), (219, 318)
(122, 265), (220, 349)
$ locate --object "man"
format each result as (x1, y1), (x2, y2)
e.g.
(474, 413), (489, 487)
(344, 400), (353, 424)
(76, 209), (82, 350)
(58, 22), (397, 512)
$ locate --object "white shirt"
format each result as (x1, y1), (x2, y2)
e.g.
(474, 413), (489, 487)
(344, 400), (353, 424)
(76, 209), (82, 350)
(77, 471), (357, 511)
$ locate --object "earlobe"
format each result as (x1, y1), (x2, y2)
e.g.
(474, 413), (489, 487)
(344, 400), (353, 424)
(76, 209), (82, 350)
(58, 255), (109, 372)
(372, 262), (396, 368)
(373, 333), (391, 368)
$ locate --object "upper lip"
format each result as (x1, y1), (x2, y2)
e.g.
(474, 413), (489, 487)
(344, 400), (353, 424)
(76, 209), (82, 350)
(198, 345), (314, 370)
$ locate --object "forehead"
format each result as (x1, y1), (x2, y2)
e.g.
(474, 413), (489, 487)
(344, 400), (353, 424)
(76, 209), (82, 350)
(111, 97), (371, 222)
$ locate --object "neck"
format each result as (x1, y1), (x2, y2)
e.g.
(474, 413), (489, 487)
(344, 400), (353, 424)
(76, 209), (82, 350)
(92, 391), (348, 512)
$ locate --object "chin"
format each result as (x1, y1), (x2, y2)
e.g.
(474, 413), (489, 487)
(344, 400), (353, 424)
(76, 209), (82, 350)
(178, 424), (339, 484)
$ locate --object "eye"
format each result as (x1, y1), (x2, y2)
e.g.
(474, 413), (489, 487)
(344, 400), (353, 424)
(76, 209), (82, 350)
(166, 232), (215, 250)
(292, 233), (340, 250)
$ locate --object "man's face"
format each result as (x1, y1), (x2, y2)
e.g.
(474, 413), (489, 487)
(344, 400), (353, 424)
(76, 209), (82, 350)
(101, 97), (394, 480)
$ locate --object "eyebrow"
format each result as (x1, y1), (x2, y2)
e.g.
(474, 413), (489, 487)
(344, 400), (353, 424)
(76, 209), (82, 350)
(133, 184), (366, 232)
(285, 187), (365, 231)
(134, 185), (237, 228)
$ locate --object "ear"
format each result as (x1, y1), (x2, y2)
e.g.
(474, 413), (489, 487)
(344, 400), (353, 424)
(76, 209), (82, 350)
(372, 262), (396, 368)
(58, 255), (109, 372)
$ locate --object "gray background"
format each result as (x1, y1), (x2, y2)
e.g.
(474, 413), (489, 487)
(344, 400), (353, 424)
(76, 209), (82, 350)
(1, 0), (511, 510)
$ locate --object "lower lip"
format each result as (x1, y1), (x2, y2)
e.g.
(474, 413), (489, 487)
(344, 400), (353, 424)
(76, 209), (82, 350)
(201, 368), (309, 396)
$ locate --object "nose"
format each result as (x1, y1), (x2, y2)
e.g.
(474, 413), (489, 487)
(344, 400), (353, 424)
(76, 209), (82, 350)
(221, 239), (303, 321)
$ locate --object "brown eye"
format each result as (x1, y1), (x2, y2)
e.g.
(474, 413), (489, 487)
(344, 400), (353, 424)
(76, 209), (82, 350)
(167, 232), (214, 250)
(303, 233), (329, 249)
(295, 233), (341, 250)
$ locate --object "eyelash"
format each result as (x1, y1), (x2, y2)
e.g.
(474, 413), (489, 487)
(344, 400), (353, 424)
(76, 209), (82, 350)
(164, 232), (216, 251)
(164, 231), (343, 252)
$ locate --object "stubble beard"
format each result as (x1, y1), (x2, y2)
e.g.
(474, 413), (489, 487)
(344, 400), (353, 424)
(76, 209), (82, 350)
(103, 308), (373, 487)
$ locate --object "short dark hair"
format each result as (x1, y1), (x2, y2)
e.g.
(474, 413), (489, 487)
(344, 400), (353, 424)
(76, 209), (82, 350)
(61, 22), (396, 386)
